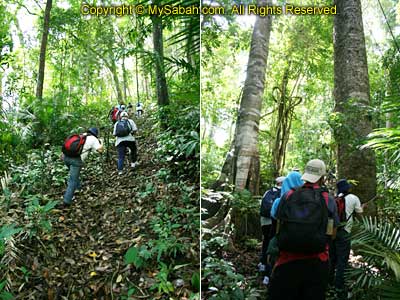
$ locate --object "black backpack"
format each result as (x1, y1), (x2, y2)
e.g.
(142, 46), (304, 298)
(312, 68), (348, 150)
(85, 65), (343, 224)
(62, 134), (87, 157)
(276, 184), (329, 253)
(115, 119), (132, 137)
(260, 187), (281, 218)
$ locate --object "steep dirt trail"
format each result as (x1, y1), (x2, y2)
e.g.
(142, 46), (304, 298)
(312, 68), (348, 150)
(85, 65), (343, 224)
(14, 117), (197, 300)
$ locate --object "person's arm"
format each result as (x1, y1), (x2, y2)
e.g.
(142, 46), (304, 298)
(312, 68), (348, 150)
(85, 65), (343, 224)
(354, 195), (363, 215)
(113, 123), (117, 136)
(89, 136), (103, 154)
(130, 120), (138, 134)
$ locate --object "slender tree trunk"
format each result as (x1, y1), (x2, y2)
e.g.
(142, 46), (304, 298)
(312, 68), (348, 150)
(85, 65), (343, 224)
(36, 0), (52, 100)
(109, 56), (123, 104)
(217, 0), (272, 194)
(122, 56), (128, 102)
(333, 0), (376, 206)
(135, 52), (140, 103)
(152, 14), (169, 106)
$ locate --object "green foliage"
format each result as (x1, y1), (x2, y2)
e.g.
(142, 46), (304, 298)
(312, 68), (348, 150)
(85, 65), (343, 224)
(155, 104), (199, 180)
(0, 281), (13, 300)
(0, 225), (22, 258)
(150, 262), (174, 294)
(231, 189), (258, 214)
(191, 271), (200, 291)
(24, 195), (57, 238)
(124, 245), (152, 269)
(347, 217), (400, 299)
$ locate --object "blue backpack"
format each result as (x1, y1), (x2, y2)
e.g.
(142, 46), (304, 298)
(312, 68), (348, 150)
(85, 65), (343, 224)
(260, 187), (281, 218)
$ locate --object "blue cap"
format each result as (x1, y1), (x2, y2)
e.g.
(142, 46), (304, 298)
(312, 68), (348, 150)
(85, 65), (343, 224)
(88, 127), (99, 138)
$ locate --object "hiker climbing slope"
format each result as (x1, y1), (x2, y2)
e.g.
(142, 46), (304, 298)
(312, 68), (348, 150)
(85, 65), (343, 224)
(113, 111), (138, 175)
(258, 176), (285, 282)
(61, 128), (103, 207)
(269, 159), (339, 300)
(329, 178), (364, 299)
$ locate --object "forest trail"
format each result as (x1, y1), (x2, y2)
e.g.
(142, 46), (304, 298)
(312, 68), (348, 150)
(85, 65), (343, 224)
(4, 116), (199, 300)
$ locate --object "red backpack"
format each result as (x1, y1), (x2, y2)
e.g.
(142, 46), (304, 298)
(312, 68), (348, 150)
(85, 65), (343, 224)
(62, 134), (87, 157)
(109, 107), (120, 123)
(335, 194), (347, 226)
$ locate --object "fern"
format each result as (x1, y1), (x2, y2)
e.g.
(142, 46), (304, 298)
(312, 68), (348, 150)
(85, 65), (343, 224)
(348, 217), (400, 299)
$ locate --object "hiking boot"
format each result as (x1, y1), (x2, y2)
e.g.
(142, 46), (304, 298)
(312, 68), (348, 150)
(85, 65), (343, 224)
(118, 171), (123, 175)
(262, 276), (269, 285)
(130, 162), (136, 168)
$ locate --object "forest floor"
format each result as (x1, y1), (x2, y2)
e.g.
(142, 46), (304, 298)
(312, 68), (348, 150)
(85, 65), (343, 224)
(1, 117), (199, 299)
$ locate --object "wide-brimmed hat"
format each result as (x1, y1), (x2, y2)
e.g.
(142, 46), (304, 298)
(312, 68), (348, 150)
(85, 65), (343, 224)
(301, 159), (326, 183)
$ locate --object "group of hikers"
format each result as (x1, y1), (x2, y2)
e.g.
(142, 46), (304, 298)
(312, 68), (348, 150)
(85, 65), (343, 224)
(58, 102), (144, 208)
(259, 159), (364, 300)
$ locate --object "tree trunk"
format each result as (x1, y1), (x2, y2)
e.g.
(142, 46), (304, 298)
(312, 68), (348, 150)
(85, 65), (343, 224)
(152, 14), (169, 107)
(109, 56), (123, 104)
(135, 51), (140, 103)
(333, 0), (376, 206)
(217, 0), (272, 195)
(122, 56), (128, 102)
(36, 0), (52, 100)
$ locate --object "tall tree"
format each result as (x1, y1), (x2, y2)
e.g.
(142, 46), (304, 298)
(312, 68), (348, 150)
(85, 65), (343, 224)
(333, 0), (376, 204)
(216, 0), (273, 194)
(152, 13), (169, 107)
(36, 0), (52, 100)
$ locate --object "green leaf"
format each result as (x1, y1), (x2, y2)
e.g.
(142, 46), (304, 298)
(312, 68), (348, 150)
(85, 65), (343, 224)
(0, 291), (14, 300)
(43, 200), (58, 212)
(124, 247), (138, 265)
(191, 272), (200, 291)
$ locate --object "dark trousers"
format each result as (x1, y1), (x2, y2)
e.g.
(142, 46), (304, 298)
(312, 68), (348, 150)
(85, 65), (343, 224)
(269, 259), (329, 300)
(116, 141), (137, 171)
(260, 224), (272, 265)
(329, 229), (351, 293)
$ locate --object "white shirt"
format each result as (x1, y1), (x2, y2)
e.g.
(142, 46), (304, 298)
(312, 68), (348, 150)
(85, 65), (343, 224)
(113, 119), (137, 146)
(81, 135), (101, 161)
(343, 193), (363, 233)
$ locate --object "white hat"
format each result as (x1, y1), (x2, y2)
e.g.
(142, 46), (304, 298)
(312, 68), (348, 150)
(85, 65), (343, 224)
(120, 111), (128, 118)
(301, 159), (326, 183)
(275, 176), (286, 184)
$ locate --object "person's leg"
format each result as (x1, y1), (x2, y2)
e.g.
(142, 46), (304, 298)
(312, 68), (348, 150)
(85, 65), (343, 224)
(260, 224), (271, 265)
(127, 141), (137, 164)
(269, 261), (300, 300)
(63, 157), (83, 204)
(335, 230), (351, 298)
(301, 259), (329, 300)
(328, 238), (337, 286)
(117, 143), (126, 171)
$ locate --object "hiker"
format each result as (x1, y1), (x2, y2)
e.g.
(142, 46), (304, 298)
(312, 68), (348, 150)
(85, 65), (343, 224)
(263, 171), (303, 286)
(329, 179), (363, 299)
(61, 128), (103, 207)
(113, 111), (138, 175)
(136, 102), (143, 117)
(270, 171), (304, 220)
(258, 176), (286, 280)
(109, 103), (127, 124)
(269, 159), (339, 300)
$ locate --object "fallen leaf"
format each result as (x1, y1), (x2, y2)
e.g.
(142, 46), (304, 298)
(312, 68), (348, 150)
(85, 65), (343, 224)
(88, 251), (98, 258)
(116, 274), (122, 283)
(90, 271), (97, 277)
